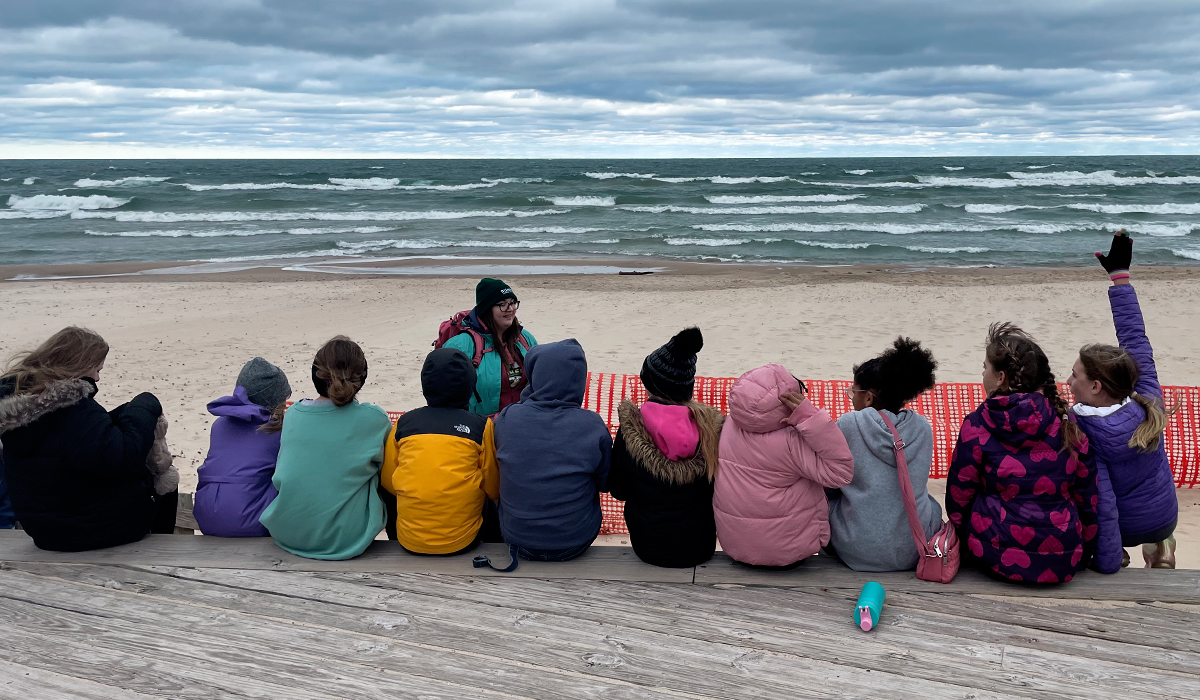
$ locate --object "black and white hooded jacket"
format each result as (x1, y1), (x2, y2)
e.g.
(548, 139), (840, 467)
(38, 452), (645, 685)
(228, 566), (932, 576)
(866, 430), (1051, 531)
(0, 376), (165, 551)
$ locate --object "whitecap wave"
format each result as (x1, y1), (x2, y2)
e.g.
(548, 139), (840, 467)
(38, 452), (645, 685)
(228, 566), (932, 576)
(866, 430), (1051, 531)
(23, 177), (38, 185)
(906, 246), (991, 254)
(794, 240), (872, 250)
(584, 172), (792, 184)
(694, 222), (999, 235)
(942, 166), (965, 171)
(84, 228), (271, 238)
(75, 177), (169, 187)
(584, 172), (656, 180)
(622, 204), (924, 215)
(8, 194), (130, 211)
(484, 177), (554, 184)
(844, 169), (873, 175)
(963, 204), (1047, 213)
(1067, 202), (1200, 215)
(801, 170), (1200, 189)
(664, 237), (752, 247)
(1120, 223), (1200, 237)
(704, 194), (863, 204)
(183, 178), (498, 192)
(542, 196), (616, 206)
(477, 226), (606, 234)
(286, 226), (394, 235)
(1171, 248), (1200, 261)
(71, 208), (566, 223)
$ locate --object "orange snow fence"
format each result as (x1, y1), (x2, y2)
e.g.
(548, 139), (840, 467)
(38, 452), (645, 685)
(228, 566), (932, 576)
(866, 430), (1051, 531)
(386, 374), (1200, 536)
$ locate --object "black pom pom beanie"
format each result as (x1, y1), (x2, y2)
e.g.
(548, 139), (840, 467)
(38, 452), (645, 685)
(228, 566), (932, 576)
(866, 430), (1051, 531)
(640, 327), (704, 402)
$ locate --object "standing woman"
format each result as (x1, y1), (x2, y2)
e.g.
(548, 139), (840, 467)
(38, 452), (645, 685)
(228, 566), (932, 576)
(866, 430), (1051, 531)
(443, 278), (537, 416)
(0, 327), (178, 551)
(1069, 231), (1178, 568)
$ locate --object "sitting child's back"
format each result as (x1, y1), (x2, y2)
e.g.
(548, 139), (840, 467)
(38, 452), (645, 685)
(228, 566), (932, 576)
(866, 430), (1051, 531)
(383, 348), (499, 554)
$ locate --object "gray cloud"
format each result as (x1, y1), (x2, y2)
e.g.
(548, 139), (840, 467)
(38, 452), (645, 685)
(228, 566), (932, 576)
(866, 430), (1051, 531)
(2, 1), (1199, 156)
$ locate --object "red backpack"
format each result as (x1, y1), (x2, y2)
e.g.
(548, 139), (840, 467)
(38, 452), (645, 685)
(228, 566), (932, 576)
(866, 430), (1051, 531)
(433, 310), (532, 367)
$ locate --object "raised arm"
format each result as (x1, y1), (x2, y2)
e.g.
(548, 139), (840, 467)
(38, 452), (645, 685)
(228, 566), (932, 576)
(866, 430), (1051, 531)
(1097, 231), (1161, 397)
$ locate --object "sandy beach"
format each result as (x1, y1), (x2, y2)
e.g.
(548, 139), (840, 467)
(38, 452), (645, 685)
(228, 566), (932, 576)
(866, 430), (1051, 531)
(2, 259), (1197, 567)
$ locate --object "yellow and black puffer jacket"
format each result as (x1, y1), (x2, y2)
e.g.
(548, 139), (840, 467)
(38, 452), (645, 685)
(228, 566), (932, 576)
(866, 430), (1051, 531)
(382, 348), (499, 554)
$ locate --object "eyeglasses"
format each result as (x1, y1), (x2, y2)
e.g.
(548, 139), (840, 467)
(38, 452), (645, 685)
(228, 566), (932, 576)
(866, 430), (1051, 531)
(843, 387), (870, 400)
(496, 300), (520, 312)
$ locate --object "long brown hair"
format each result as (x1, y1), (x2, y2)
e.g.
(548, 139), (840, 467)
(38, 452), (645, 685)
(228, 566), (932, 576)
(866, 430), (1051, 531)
(479, 306), (525, 365)
(1, 327), (109, 395)
(258, 401), (288, 434)
(985, 322), (1085, 452)
(1078, 343), (1176, 452)
(313, 335), (368, 407)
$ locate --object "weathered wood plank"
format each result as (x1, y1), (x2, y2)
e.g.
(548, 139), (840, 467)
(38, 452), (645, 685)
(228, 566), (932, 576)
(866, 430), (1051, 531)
(3, 564), (1027, 700)
(0, 584), (648, 700)
(0, 659), (153, 700)
(0, 530), (692, 582)
(694, 552), (1200, 603)
(174, 492), (197, 534)
(17, 561), (1194, 700)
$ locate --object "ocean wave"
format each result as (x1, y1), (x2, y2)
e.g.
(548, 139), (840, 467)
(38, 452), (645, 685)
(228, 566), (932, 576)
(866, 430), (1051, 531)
(8, 194), (130, 211)
(963, 204), (1048, 213)
(1172, 249), (1200, 261)
(23, 177), (38, 185)
(693, 222), (991, 235)
(286, 226), (394, 235)
(664, 237), (752, 247)
(802, 170), (1200, 189)
(1026, 164), (1059, 169)
(183, 178), (498, 192)
(71, 208), (567, 223)
(84, 228), (272, 238)
(703, 194), (863, 204)
(583, 172), (792, 184)
(1120, 223), (1200, 237)
(591, 238), (620, 244)
(336, 238), (559, 254)
(1066, 202), (1200, 215)
(943, 166), (965, 171)
(1052, 194), (1107, 198)
(906, 246), (991, 254)
(795, 240), (872, 250)
(484, 177), (554, 184)
(477, 226), (606, 234)
(622, 204), (924, 215)
(75, 177), (169, 187)
(844, 169), (873, 175)
(540, 196), (616, 206)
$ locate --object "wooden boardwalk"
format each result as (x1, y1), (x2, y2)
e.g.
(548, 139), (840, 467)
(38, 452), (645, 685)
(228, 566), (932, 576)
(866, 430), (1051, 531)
(1, 531), (1198, 699)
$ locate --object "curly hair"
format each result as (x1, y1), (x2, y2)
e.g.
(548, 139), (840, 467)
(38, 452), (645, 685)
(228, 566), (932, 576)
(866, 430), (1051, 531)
(852, 337), (938, 413)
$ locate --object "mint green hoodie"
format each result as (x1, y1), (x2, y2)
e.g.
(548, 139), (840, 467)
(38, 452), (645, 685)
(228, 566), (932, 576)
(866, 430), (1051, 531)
(259, 399), (392, 560)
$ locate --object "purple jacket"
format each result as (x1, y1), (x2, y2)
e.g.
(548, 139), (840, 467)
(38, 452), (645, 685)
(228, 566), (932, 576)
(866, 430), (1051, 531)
(194, 387), (280, 537)
(1075, 284), (1177, 560)
(947, 392), (1100, 584)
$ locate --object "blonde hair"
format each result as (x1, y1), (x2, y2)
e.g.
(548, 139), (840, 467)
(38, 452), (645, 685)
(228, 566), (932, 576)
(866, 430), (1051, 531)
(1078, 344), (1177, 452)
(313, 335), (368, 408)
(649, 395), (723, 482)
(1, 327), (109, 395)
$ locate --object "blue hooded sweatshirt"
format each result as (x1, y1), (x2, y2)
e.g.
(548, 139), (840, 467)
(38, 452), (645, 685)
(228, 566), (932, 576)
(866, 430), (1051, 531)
(493, 339), (613, 550)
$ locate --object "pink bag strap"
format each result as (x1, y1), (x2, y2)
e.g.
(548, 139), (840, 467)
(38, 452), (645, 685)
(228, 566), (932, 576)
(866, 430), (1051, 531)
(877, 412), (930, 554)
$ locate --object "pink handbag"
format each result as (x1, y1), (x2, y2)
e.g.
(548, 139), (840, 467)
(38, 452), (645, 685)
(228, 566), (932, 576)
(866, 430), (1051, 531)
(879, 413), (960, 583)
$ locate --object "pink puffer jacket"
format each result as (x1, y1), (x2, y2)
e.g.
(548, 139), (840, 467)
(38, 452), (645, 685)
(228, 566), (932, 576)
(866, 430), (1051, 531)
(714, 365), (855, 566)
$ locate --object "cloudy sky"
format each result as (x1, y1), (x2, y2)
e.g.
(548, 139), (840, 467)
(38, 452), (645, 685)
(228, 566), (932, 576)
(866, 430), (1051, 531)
(2, 1), (1199, 158)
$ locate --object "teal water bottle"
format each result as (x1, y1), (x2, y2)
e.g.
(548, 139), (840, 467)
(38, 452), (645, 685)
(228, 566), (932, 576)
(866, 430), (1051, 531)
(854, 581), (886, 632)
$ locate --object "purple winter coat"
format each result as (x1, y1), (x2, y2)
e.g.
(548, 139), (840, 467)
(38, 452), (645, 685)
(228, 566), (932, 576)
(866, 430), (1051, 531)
(193, 387), (280, 537)
(947, 392), (1100, 584)
(1075, 284), (1177, 558)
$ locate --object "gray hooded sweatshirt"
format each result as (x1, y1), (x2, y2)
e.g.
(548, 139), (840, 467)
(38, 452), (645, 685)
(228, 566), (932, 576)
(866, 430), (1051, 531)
(828, 408), (942, 572)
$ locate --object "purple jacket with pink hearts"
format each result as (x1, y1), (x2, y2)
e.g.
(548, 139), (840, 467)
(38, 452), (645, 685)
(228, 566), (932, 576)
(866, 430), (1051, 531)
(946, 392), (1100, 584)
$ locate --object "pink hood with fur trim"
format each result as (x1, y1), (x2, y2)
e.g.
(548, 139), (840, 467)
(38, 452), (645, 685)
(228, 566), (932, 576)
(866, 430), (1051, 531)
(714, 364), (855, 566)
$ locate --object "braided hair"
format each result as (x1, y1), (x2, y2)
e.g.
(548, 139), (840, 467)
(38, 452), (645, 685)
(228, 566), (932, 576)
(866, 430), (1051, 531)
(985, 322), (1084, 452)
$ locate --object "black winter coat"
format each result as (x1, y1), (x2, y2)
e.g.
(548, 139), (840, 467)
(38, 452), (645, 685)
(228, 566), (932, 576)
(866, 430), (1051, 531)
(0, 377), (162, 551)
(607, 400), (722, 568)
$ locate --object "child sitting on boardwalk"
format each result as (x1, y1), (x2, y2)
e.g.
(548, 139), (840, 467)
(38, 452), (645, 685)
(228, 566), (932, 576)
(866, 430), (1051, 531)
(947, 323), (1102, 583)
(0, 327), (178, 551)
(382, 348), (500, 555)
(1069, 231), (1178, 569)
(493, 339), (612, 562)
(193, 357), (291, 538)
(715, 364), (854, 569)
(259, 336), (391, 560)
(828, 338), (943, 571)
(608, 327), (723, 568)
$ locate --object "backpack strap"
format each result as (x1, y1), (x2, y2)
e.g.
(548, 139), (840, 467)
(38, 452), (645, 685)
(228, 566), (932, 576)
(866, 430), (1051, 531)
(877, 412), (930, 556)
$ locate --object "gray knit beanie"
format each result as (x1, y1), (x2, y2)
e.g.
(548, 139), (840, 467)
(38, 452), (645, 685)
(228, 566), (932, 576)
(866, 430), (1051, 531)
(236, 357), (292, 409)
